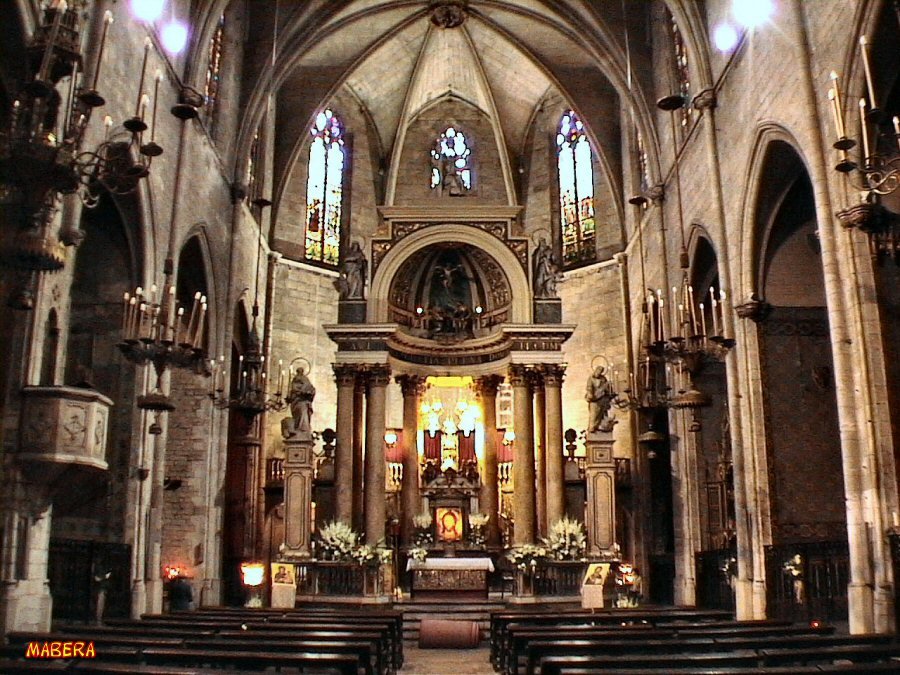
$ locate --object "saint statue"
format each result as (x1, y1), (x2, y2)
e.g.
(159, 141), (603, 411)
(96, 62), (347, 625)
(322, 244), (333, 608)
(336, 241), (367, 300)
(585, 366), (615, 433)
(533, 237), (560, 299)
(283, 369), (316, 440)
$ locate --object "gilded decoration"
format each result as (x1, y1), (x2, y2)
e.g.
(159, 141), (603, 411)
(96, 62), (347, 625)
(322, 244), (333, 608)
(371, 221), (528, 277)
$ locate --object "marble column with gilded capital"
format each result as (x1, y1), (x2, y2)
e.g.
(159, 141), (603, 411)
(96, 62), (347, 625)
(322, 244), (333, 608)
(542, 364), (566, 527)
(509, 364), (536, 545)
(475, 374), (504, 547)
(364, 364), (391, 545)
(333, 364), (359, 525)
(396, 374), (426, 546)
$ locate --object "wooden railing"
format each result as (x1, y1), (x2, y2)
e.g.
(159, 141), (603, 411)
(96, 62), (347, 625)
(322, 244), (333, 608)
(294, 561), (385, 597)
(528, 560), (589, 597)
(765, 540), (849, 623)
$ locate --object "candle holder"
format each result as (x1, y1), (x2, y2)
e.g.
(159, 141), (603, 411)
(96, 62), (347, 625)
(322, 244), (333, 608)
(1, 8), (161, 280)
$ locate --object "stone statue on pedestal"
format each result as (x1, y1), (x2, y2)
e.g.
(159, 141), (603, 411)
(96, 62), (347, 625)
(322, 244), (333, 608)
(282, 369), (316, 440)
(585, 366), (615, 433)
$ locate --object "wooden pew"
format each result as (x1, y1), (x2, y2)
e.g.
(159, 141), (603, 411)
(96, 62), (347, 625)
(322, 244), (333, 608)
(140, 646), (362, 674)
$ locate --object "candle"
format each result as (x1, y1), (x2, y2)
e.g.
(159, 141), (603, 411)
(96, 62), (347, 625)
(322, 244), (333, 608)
(687, 286), (697, 335)
(150, 70), (162, 142)
(193, 299), (207, 348)
(175, 306), (185, 344)
(859, 98), (870, 163)
(658, 297), (666, 342)
(671, 286), (678, 338)
(104, 115), (113, 141)
(830, 72), (847, 138)
(122, 292), (130, 332)
(185, 291), (201, 344)
(135, 37), (152, 117)
(166, 285), (176, 340)
(710, 287), (719, 336)
(699, 302), (707, 339)
(827, 89), (842, 144)
(138, 302), (148, 339)
(719, 289), (727, 338)
(859, 36), (877, 111)
(92, 11), (114, 91)
(893, 511), (899, 529)
(648, 293), (656, 343)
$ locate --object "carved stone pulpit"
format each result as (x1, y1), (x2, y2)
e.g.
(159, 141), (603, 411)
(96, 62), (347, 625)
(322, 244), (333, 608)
(281, 437), (315, 559)
(584, 431), (616, 556)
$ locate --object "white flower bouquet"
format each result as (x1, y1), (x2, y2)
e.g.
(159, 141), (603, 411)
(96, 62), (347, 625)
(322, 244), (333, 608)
(317, 520), (358, 561)
(541, 516), (587, 560)
(506, 544), (548, 573)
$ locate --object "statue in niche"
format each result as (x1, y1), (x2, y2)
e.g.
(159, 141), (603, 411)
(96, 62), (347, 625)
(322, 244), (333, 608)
(532, 237), (560, 299)
(335, 241), (367, 300)
(585, 365), (615, 433)
(283, 368), (316, 440)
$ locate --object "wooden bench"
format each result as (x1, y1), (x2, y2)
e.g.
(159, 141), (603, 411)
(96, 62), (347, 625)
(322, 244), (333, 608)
(140, 646), (362, 674)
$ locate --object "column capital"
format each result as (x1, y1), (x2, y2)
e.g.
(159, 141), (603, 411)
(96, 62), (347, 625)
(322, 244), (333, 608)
(395, 373), (427, 397)
(734, 296), (773, 323)
(474, 374), (504, 398)
(365, 363), (392, 387)
(540, 363), (566, 386)
(508, 364), (531, 386)
(333, 363), (360, 386)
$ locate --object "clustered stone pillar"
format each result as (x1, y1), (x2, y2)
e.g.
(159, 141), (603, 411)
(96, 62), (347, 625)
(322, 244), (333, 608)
(542, 364), (566, 528)
(533, 378), (547, 538)
(509, 364), (536, 545)
(397, 374), (425, 546)
(363, 364), (391, 545)
(332, 364), (358, 525)
(475, 374), (504, 548)
(352, 376), (365, 533)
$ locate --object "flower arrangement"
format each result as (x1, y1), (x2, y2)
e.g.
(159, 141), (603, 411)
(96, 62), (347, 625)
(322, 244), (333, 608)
(412, 511), (434, 547)
(408, 546), (428, 563)
(317, 521), (358, 560)
(541, 516), (587, 561)
(467, 512), (489, 547)
(506, 544), (548, 574)
(614, 562), (641, 607)
(353, 543), (392, 567)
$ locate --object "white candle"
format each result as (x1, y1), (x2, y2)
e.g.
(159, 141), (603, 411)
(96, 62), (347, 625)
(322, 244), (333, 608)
(893, 116), (900, 153)
(830, 71), (847, 138)
(859, 98), (870, 163)
(859, 36), (877, 111)
(699, 302), (707, 340)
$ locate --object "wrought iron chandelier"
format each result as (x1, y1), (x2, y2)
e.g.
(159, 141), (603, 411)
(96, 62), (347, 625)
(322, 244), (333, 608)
(0, 2), (161, 279)
(828, 33), (900, 261)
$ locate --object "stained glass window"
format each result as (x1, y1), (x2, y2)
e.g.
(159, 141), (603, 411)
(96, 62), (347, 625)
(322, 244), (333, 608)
(557, 110), (595, 266)
(670, 12), (692, 128)
(430, 127), (471, 195)
(204, 14), (224, 136)
(304, 109), (345, 265)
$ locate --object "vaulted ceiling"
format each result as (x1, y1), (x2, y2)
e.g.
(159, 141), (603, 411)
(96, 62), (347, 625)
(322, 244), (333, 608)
(238, 0), (692, 209)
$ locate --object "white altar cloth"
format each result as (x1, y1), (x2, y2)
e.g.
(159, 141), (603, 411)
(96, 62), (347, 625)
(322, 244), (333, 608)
(406, 557), (495, 572)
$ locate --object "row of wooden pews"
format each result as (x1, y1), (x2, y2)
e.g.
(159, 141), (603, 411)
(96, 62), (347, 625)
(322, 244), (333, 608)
(490, 607), (900, 674)
(2, 605), (403, 674)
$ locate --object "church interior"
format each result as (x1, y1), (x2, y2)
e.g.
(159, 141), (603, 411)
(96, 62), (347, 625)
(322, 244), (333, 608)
(5, 0), (900, 669)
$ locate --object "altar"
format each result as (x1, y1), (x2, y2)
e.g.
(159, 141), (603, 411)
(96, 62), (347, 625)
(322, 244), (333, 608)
(406, 557), (495, 600)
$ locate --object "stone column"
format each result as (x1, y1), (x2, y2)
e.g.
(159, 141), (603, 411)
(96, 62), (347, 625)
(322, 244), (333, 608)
(333, 364), (358, 525)
(282, 436), (315, 559)
(584, 432), (616, 555)
(475, 375), (504, 548)
(533, 376), (547, 538)
(397, 374), (425, 546)
(352, 376), (365, 532)
(543, 364), (566, 528)
(363, 364), (391, 545)
(510, 365), (536, 545)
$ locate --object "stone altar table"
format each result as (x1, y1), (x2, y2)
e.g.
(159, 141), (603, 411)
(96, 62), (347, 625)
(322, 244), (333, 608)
(406, 557), (495, 600)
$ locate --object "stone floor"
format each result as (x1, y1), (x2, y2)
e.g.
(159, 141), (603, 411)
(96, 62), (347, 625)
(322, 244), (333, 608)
(400, 646), (494, 674)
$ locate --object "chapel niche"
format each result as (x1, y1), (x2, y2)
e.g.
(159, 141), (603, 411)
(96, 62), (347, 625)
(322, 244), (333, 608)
(388, 243), (511, 342)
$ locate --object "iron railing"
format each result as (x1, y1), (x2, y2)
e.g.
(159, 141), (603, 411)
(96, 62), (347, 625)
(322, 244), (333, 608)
(765, 540), (849, 623)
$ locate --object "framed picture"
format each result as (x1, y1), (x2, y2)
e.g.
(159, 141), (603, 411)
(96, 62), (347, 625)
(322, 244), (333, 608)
(271, 563), (296, 585)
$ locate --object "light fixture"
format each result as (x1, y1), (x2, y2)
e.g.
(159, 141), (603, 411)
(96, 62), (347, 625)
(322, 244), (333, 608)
(0, 6), (162, 285)
(160, 21), (189, 55)
(119, 84), (205, 411)
(384, 431), (398, 447)
(827, 33), (900, 262)
(733, 0), (774, 29)
(209, 199), (292, 417)
(132, 0), (165, 23)
(713, 23), (739, 53)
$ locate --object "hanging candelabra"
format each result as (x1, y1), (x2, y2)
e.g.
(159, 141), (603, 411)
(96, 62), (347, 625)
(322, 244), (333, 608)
(207, 198), (291, 416)
(1, 3), (162, 278)
(118, 81), (207, 411)
(828, 32), (900, 261)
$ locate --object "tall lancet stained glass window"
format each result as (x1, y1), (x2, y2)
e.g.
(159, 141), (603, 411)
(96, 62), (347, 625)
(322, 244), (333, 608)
(430, 127), (471, 196)
(305, 109), (345, 265)
(557, 111), (595, 266)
